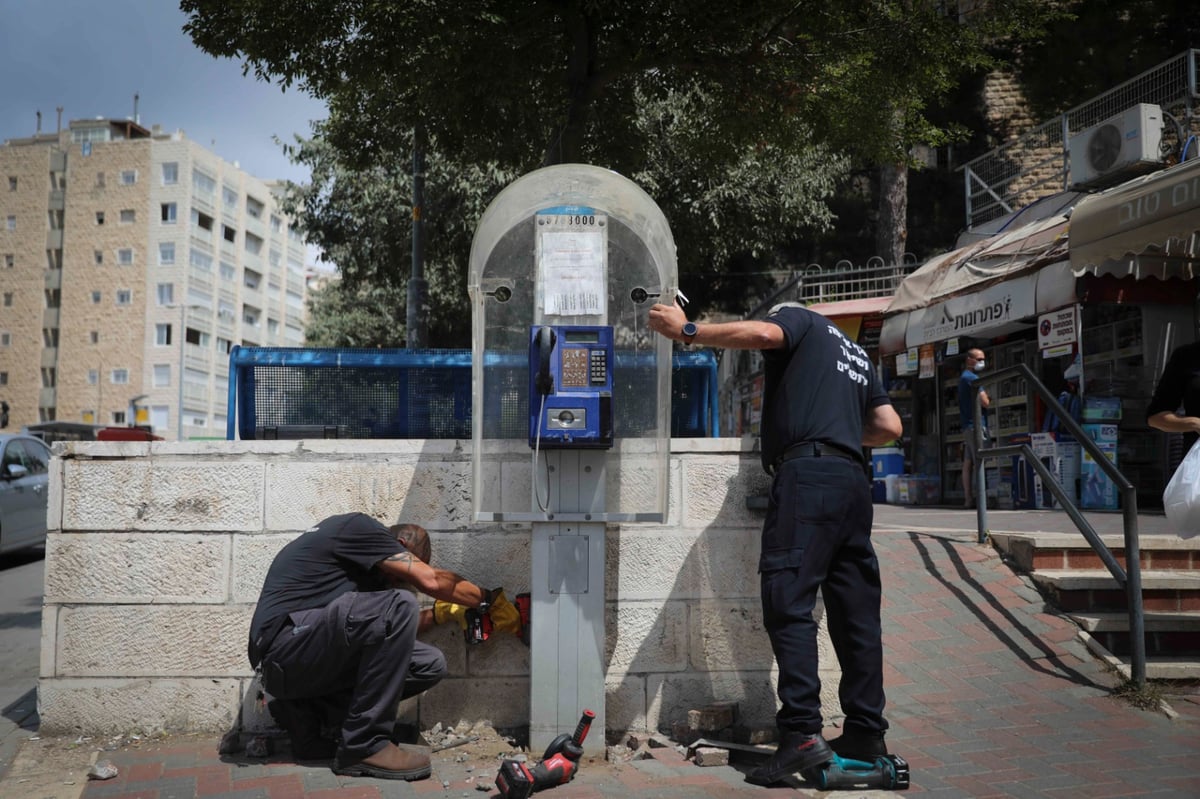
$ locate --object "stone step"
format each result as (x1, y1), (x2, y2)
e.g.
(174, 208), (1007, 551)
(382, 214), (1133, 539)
(1028, 570), (1200, 612)
(1068, 611), (1200, 657)
(990, 531), (1200, 574)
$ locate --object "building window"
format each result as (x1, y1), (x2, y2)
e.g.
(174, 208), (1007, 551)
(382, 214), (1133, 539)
(112, 411), (126, 425)
(111, 368), (129, 385)
(270, 214), (281, 233)
(155, 323), (172, 346)
(95, 211), (104, 225)
(161, 202), (177, 224)
(156, 283), (174, 305)
(90, 331), (99, 344)
(222, 185), (238, 208)
(219, 261), (236, 281)
(161, 163), (178, 185)
(0, 332), (11, 347)
(96, 172), (106, 188)
(87, 369), (98, 385)
(0, 372), (8, 385)
(2, 292), (10, 307)
(192, 209), (214, 232)
(189, 249), (212, 271)
(246, 196), (264, 219)
(117, 248), (134, 265)
(222, 224), (237, 244)
(7, 176), (16, 191)
(119, 209), (135, 224)
(115, 289), (132, 305)
(91, 291), (101, 304)
(94, 250), (103, 265)
(3, 254), (12, 268)
(5, 215), (14, 231)
(159, 242), (175, 265)
(245, 232), (263, 255)
(153, 364), (171, 387)
(192, 168), (216, 195)
(120, 170), (137, 185)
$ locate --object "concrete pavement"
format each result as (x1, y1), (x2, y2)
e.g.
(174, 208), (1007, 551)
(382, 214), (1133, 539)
(8, 506), (1200, 797)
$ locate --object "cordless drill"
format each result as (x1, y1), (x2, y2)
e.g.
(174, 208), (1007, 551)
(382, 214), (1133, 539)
(495, 709), (594, 799)
(464, 592), (532, 646)
(802, 752), (910, 790)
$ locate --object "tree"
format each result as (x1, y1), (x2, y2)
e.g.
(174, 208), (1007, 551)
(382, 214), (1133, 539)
(183, 0), (1057, 324)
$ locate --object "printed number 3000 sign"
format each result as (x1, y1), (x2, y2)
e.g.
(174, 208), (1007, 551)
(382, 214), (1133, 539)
(566, 215), (596, 225)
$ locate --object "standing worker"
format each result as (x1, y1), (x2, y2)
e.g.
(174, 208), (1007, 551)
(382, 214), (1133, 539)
(647, 300), (903, 786)
(248, 513), (521, 780)
(958, 347), (991, 508)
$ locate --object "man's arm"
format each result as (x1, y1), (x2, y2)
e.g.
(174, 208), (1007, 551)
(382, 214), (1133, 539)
(863, 403), (903, 447)
(378, 553), (488, 607)
(978, 387), (991, 409)
(1148, 410), (1200, 434)
(647, 303), (786, 350)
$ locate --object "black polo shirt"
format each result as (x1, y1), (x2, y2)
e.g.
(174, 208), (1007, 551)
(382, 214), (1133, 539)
(760, 305), (891, 471)
(247, 512), (409, 668)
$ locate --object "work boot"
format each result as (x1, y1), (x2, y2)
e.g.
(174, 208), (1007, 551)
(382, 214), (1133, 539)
(334, 742), (432, 781)
(829, 728), (887, 762)
(745, 731), (833, 786)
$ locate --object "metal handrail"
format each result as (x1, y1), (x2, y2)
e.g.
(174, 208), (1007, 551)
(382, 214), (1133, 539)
(968, 362), (1146, 688)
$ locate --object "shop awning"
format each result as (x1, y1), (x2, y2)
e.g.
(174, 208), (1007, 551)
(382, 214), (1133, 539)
(879, 214), (1072, 354)
(806, 296), (893, 317)
(1069, 158), (1200, 280)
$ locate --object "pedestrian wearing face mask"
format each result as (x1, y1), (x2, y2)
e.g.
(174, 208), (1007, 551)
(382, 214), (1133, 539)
(958, 348), (991, 508)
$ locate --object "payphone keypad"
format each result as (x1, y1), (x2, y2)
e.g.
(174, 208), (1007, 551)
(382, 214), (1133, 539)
(589, 350), (607, 385)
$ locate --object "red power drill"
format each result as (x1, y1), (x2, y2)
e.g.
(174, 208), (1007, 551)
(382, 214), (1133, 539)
(465, 592), (531, 646)
(495, 709), (594, 799)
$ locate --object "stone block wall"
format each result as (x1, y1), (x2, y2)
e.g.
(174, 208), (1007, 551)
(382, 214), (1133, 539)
(39, 438), (845, 740)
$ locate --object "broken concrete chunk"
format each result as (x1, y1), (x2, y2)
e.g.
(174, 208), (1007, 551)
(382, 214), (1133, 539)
(692, 747), (729, 767)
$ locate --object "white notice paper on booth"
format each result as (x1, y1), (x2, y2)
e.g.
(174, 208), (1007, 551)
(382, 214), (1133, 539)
(539, 230), (606, 317)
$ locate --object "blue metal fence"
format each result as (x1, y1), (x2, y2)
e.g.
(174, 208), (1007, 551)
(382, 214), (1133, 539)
(226, 347), (718, 440)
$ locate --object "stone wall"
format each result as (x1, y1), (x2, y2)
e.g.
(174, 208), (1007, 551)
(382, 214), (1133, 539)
(39, 438), (845, 740)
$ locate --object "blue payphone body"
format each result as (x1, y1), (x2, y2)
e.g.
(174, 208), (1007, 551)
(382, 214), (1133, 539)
(528, 325), (614, 449)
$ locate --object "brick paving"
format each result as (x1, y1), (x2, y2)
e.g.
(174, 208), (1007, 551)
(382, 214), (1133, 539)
(42, 508), (1200, 796)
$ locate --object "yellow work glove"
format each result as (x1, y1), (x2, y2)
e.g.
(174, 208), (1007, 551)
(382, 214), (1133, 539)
(433, 600), (470, 630)
(488, 589), (522, 636)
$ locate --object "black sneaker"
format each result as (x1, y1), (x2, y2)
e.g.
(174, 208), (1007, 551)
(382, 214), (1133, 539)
(829, 728), (887, 762)
(746, 732), (833, 786)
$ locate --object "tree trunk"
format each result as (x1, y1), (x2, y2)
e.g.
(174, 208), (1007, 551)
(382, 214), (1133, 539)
(876, 161), (908, 267)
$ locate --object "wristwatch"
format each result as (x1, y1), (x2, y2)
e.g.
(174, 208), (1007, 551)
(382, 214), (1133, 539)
(681, 321), (698, 345)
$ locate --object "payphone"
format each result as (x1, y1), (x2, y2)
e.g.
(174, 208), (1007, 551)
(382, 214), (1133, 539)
(468, 164), (676, 754)
(529, 325), (614, 449)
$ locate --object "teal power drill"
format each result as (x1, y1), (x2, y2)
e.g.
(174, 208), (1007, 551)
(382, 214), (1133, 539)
(803, 752), (910, 790)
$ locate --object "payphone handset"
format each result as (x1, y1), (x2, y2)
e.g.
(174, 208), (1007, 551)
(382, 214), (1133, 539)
(529, 324), (614, 449)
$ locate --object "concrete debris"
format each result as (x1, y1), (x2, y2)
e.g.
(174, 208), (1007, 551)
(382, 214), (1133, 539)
(691, 746), (729, 767)
(87, 760), (118, 780)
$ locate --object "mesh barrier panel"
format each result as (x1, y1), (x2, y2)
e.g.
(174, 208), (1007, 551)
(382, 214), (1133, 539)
(230, 348), (715, 440)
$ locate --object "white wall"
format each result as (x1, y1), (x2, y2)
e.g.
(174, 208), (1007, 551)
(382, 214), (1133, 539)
(39, 438), (844, 739)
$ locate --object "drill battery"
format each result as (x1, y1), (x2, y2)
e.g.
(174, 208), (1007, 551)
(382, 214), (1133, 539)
(495, 759), (536, 799)
(464, 592), (532, 646)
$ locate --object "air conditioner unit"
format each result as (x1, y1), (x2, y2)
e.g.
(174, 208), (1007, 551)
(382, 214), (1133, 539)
(1068, 103), (1163, 188)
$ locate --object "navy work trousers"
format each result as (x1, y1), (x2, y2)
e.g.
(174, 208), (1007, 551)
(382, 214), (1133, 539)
(260, 590), (447, 760)
(759, 456), (887, 738)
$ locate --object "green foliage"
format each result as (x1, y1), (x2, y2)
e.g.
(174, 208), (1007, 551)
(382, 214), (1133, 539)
(183, 0), (1062, 324)
(1014, 0), (1200, 119)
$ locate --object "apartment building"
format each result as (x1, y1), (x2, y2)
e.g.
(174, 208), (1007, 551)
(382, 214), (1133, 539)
(0, 117), (310, 439)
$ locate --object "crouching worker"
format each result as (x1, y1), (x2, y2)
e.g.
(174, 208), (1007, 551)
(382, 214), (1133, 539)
(248, 512), (521, 781)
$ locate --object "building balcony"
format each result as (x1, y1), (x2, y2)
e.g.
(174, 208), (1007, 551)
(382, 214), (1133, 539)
(43, 307), (60, 328)
(44, 269), (62, 290)
(46, 229), (63, 250)
(39, 387), (56, 408)
(41, 348), (57, 368)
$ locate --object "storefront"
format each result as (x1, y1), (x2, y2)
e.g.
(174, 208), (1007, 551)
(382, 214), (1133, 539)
(879, 158), (1200, 509)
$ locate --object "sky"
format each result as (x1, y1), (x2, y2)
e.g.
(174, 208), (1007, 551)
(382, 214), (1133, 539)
(0, 0), (328, 185)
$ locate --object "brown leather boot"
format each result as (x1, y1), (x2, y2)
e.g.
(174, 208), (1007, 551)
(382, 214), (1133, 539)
(334, 742), (431, 781)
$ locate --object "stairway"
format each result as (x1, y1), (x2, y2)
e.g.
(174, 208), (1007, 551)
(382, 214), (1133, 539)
(989, 531), (1200, 681)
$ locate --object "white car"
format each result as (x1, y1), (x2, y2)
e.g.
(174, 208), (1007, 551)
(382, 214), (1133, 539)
(0, 434), (52, 555)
